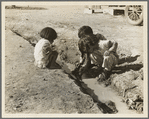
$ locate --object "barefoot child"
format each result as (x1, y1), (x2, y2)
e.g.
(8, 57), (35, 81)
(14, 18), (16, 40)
(34, 27), (59, 69)
(73, 34), (101, 79)
(78, 26), (107, 63)
(72, 26), (118, 81)
(91, 37), (118, 81)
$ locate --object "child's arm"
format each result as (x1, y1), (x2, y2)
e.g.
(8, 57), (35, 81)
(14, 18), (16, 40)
(72, 39), (91, 78)
(104, 40), (118, 56)
(78, 39), (86, 62)
(51, 44), (58, 52)
(42, 43), (52, 55)
(108, 40), (118, 53)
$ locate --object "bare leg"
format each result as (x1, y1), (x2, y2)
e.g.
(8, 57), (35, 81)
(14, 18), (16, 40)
(47, 51), (61, 69)
(98, 54), (118, 81)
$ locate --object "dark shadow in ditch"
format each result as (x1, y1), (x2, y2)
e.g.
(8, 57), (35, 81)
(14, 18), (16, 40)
(11, 29), (38, 47)
(68, 74), (117, 114)
(112, 63), (143, 74)
(59, 62), (117, 113)
(118, 55), (140, 65)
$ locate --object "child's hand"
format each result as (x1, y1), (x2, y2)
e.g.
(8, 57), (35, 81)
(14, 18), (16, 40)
(51, 45), (57, 51)
(104, 50), (110, 56)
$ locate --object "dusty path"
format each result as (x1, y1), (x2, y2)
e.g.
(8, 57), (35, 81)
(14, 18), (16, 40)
(4, 5), (144, 115)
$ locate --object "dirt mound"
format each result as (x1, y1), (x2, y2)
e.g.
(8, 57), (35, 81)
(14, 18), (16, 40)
(110, 68), (143, 113)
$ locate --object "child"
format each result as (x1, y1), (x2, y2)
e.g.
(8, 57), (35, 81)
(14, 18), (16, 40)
(78, 26), (107, 62)
(91, 38), (118, 80)
(73, 26), (118, 81)
(34, 27), (59, 69)
(78, 25), (107, 40)
(76, 35), (101, 77)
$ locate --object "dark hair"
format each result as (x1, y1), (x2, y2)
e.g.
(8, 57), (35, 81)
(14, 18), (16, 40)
(78, 34), (99, 54)
(40, 27), (57, 42)
(78, 26), (93, 38)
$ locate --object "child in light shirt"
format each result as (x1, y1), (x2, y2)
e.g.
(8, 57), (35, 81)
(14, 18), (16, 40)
(34, 27), (59, 69)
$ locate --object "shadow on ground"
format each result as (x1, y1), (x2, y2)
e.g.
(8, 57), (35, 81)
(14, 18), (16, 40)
(112, 63), (143, 74)
(118, 55), (140, 64)
(72, 78), (118, 114)
(113, 55), (143, 74)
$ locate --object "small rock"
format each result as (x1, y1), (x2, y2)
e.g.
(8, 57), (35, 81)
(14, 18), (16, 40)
(77, 98), (81, 100)
(18, 108), (22, 112)
(19, 102), (23, 106)
(129, 104), (136, 110)
(133, 94), (140, 101)
(16, 105), (21, 108)
(13, 107), (17, 111)
(105, 100), (118, 113)
(34, 97), (37, 99)
(137, 104), (143, 113)
(43, 78), (47, 81)
(26, 89), (29, 92)
(18, 98), (21, 100)
(9, 95), (13, 98)
(121, 98), (125, 102)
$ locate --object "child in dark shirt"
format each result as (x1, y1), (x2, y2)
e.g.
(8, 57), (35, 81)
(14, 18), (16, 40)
(72, 26), (118, 81)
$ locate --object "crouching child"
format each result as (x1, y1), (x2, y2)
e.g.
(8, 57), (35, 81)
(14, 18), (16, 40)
(72, 26), (119, 81)
(34, 27), (60, 69)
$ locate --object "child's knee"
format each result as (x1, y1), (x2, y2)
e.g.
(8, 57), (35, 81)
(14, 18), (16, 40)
(104, 56), (110, 61)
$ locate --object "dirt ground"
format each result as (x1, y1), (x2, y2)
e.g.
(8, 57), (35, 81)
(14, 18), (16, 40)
(4, 5), (145, 116)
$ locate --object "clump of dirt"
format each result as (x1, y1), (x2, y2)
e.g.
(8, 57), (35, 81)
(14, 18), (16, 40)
(109, 68), (143, 113)
(104, 100), (118, 113)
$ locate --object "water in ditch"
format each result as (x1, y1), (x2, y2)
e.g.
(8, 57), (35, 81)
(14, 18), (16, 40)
(82, 78), (138, 114)
(60, 62), (138, 114)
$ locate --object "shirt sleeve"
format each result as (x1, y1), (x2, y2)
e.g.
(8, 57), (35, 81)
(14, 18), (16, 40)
(42, 42), (52, 55)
